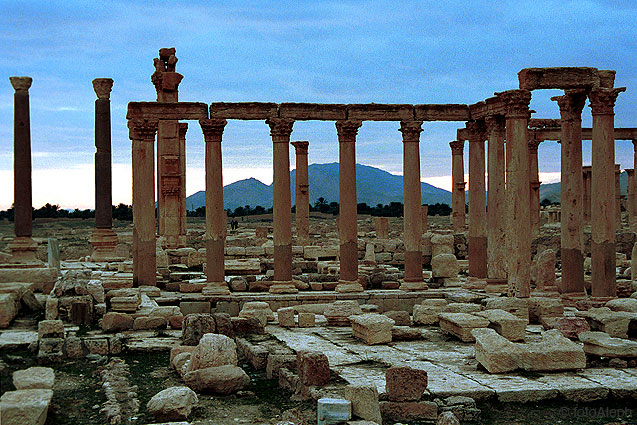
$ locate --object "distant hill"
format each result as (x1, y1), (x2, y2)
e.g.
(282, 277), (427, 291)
(539, 171), (628, 204)
(186, 162), (453, 211)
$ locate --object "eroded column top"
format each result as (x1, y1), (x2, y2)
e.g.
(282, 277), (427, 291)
(449, 140), (464, 155)
(199, 119), (228, 140)
(550, 89), (586, 120)
(399, 120), (423, 142)
(291, 140), (309, 152)
(589, 87), (626, 115)
(335, 120), (362, 141)
(92, 78), (114, 99)
(128, 119), (158, 140)
(9, 76), (32, 93)
(465, 120), (487, 142)
(495, 89), (532, 119)
(266, 118), (294, 142)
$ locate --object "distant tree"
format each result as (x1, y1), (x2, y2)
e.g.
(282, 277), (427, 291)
(112, 204), (133, 221)
(428, 203), (452, 216)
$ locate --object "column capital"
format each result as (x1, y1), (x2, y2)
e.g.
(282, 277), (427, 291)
(589, 87), (626, 115)
(178, 122), (189, 138)
(92, 78), (113, 100)
(484, 114), (505, 134)
(128, 119), (158, 141)
(291, 140), (309, 153)
(527, 138), (542, 153)
(151, 48), (183, 101)
(449, 140), (464, 155)
(266, 117), (294, 142)
(465, 120), (486, 142)
(199, 119), (227, 141)
(551, 89), (587, 121)
(495, 89), (532, 119)
(399, 120), (423, 142)
(9, 76), (32, 93)
(336, 120), (362, 142)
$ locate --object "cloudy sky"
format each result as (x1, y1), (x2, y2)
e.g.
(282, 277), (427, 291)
(1, 0), (635, 209)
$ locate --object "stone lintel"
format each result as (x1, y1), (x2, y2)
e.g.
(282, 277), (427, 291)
(528, 118), (560, 129)
(518, 67), (603, 90)
(347, 103), (415, 121)
(532, 127), (637, 142)
(414, 104), (470, 121)
(209, 102), (278, 120)
(456, 127), (469, 141)
(126, 102), (208, 120)
(280, 103), (347, 120)
(468, 97), (505, 120)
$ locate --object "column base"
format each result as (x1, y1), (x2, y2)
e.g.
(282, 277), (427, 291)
(268, 281), (299, 294)
(8, 236), (40, 264)
(399, 280), (428, 291)
(202, 282), (230, 295)
(335, 279), (364, 293)
(89, 228), (122, 261)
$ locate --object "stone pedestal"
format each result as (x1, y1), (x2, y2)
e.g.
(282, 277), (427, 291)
(449, 140), (466, 233)
(292, 141), (310, 245)
(486, 115), (506, 279)
(528, 138), (541, 236)
(467, 121), (487, 278)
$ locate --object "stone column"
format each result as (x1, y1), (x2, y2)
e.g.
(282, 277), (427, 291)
(89, 78), (119, 261)
(291, 141), (310, 245)
(421, 205), (429, 231)
(528, 138), (541, 236)
(589, 87), (625, 298)
(336, 120), (363, 293)
(8, 77), (38, 263)
(449, 140), (466, 233)
(552, 90), (587, 294)
(626, 169), (634, 225)
(266, 118), (298, 294)
(399, 120), (426, 290)
(179, 123), (188, 239)
(582, 166), (592, 225)
(615, 164), (622, 228)
(498, 89), (532, 298)
(467, 121), (487, 278)
(152, 48), (185, 249)
(129, 119), (158, 287)
(486, 115), (507, 279)
(632, 141), (637, 232)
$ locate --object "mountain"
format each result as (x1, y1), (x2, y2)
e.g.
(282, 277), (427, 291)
(186, 162), (453, 211)
(539, 171), (629, 204)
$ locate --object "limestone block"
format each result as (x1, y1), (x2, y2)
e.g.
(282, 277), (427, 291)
(83, 337), (109, 355)
(438, 313), (489, 342)
(437, 411), (461, 425)
(277, 307), (295, 327)
(576, 307), (637, 339)
(147, 386), (198, 421)
(189, 333), (237, 371)
(579, 331), (637, 358)
(383, 310), (411, 326)
(350, 313), (394, 345)
(606, 298), (637, 313)
(484, 297), (529, 321)
(226, 246), (246, 256)
(379, 400), (438, 423)
(183, 365), (250, 394)
(535, 249), (556, 289)
(386, 366), (428, 401)
(86, 280), (105, 303)
(528, 297), (564, 323)
(101, 312), (133, 332)
(44, 296), (58, 320)
(266, 354), (296, 380)
(442, 303), (481, 314)
(12, 367), (55, 390)
(0, 389), (53, 425)
(474, 309), (527, 341)
(413, 299), (448, 325)
(324, 300), (363, 326)
(518, 67), (601, 90)
(133, 316), (167, 330)
(297, 350), (330, 386)
(344, 384), (382, 424)
(213, 313), (234, 338)
(0, 293), (18, 328)
(64, 336), (83, 358)
(38, 320), (64, 339)
(239, 301), (274, 326)
(231, 316), (265, 335)
(179, 301), (211, 316)
(245, 246), (265, 256)
(0, 268), (58, 293)
(181, 313), (214, 346)
(431, 253), (459, 278)
(431, 234), (454, 257)
(110, 295), (140, 312)
(298, 312), (315, 328)
(541, 316), (590, 339)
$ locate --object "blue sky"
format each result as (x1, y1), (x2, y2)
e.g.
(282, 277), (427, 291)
(1, 0), (636, 208)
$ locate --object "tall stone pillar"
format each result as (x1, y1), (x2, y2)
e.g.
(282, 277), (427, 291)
(486, 115), (507, 279)
(552, 90), (587, 294)
(582, 166), (592, 225)
(467, 121), (487, 278)
(266, 118), (298, 294)
(89, 78), (119, 261)
(449, 140), (466, 233)
(615, 165), (622, 228)
(291, 141), (310, 245)
(626, 169), (634, 225)
(152, 48), (185, 249)
(399, 120), (426, 291)
(129, 119), (158, 287)
(589, 87), (625, 298)
(8, 76), (38, 263)
(498, 89), (532, 298)
(179, 123), (188, 239)
(528, 138), (541, 236)
(200, 119), (230, 294)
(336, 120), (363, 293)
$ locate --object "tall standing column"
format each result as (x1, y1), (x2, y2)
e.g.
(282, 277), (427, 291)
(267, 118), (298, 294)
(528, 138), (542, 236)
(467, 121), (487, 278)
(552, 90), (587, 294)
(615, 165), (622, 227)
(179, 123), (188, 239)
(582, 166), (592, 225)
(626, 169), (634, 225)
(336, 120), (363, 293)
(449, 141), (466, 233)
(399, 120), (426, 290)
(486, 115), (507, 279)
(498, 89), (532, 298)
(89, 78), (119, 261)
(8, 76), (38, 263)
(590, 87), (625, 298)
(200, 119), (230, 294)
(291, 141), (310, 245)
(129, 119), (158, 287)
(632, 141), (637, 232)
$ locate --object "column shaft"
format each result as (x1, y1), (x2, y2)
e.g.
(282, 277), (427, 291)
(630, 152), (637, 232)
(467, 121), (487, 278)
(486, 115), (507, 279)
(449, 141), (465, 233)
(528, 140), (541, 236)
(179, 123), (188, 238)
(615, 165), (622, 227)
(583, 167), (592, 225)
(292, 141), (310, 245)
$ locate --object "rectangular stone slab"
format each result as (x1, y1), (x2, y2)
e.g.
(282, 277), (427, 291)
(126, 102), (208, 120)
(347, 104), (414, 121)
(518, 67), (601, 90)
(279, 103), (347, 120)
(414, 104), (470, 121)
(209, 102), (278, 119)
(438, 313), (490, 342)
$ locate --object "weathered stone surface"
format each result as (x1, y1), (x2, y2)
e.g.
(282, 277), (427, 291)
(442, 302), (481, 314)
(147, 386), (198, 421)
(38, 320), (64, 339)
(344, 384), (382, 424)
(86, 280), (105, 303)
(474, 309), (527, 341)
(438, 313), (489, 342)
(351, 313), (394, 345)
(110, 295), (140, 312)
(437, 411), (460, 425)
(297, 350), (330, 387)
(182, 314), (215, 346)
(431, 253), (459, 278)
(183, 365), (250, 394)
(277, 307), (295, 327)
(606, 298), (637, 313)
(189, 333), (237, 371)
(231, 316), (265, 335)
(386, 366), (428, 401)
(0, 293), (18, 328)
(383, 310), (411, 326)
(535, 249), (556, 289)
(379, 400), (438, 422)
(238, 301), (273, 326)
(484, 297), (529, 321)
(518, 67), (601, 90)
(134, 316), (167, 330)
(297, 312), (315, 328)
(392, 326), (423, 341)
(324, 300), (363, 326)
(101, 312), (133, 332)
(212, 313), (234, 338)
(12, 367), (55, 390)
(528, 297), (564, 323)
(170, 345), (196, 368)
(431, 234), (454, 257)
(266, 354), (296, 380)
(579, 331), (637, 358)
(0, 389), (53, 425)
(413, 299), (447, 325)
(575, 307), (637, 338)
(541, 316), (590, 339)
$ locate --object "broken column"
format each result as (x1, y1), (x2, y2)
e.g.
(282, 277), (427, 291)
(449, 140), (466, 233)
(129, 119), (158, 287)
(498, 89), (532, 298)
(552, 90), (587, 295)
(336, 120), (363, 292)
(589, 86), (625, 298)
(89, 78), (119, 261)
(486, 115), (507, 279)
(291, 141), (310, 245)
(582, 166), (592, 225)
(399, 120), (426, 290)
(200, 119), (230, 295)
(528, 137), (541, 236)
(267, 118), (298, 294)
(467, 120), (487, 278)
